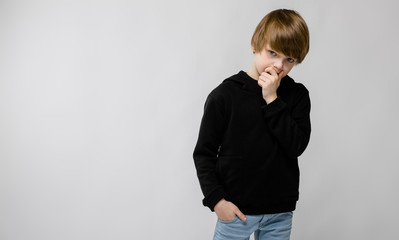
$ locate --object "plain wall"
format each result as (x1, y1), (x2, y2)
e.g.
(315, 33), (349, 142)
(1, 0), (399, 239)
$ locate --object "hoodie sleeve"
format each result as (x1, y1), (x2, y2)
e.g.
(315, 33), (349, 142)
(193, 93), (228, 211)
(262, 87), (311, 158)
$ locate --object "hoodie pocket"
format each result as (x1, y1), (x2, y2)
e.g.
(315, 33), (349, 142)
(217, 156), (244, 175)
(217, 156), (247, 195)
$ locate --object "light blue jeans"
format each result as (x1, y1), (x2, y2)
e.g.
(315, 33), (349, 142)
(213, 212), (293, 240)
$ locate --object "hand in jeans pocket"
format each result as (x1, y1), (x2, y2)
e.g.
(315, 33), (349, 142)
(214, 199), (247, 222)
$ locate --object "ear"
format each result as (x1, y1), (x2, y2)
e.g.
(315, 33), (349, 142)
(251, 44), (255, 54)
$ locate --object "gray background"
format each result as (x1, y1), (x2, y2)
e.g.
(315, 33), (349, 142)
(1, 0), (398, 239)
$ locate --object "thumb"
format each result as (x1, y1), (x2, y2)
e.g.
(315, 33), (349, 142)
(234, 208), (247, 222)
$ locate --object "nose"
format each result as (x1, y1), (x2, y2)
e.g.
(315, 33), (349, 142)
(273, 59), (284, 71)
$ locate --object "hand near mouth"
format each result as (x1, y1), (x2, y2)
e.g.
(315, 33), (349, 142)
(257, 66), (281, 104)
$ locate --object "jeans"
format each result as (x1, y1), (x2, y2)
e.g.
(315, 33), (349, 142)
(213, 212), (293, 240)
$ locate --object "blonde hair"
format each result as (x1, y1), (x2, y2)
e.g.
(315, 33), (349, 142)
(251, 9), (310, 63)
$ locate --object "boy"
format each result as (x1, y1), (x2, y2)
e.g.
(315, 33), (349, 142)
(193, 9), (311, 240)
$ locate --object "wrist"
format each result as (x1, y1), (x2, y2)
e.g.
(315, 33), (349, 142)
(264, 94), (278, 104)
(214, 198), (226, 210)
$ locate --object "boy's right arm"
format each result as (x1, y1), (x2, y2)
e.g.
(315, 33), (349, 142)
(193, 94), (247, 222)
(193, 94), (228, 211)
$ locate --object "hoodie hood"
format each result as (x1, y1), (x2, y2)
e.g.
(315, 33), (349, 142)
(223, 71), (261, 94)
(223, 71), (295, 97)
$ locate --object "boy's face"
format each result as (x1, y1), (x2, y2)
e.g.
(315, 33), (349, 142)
(252, 44), (296, 80)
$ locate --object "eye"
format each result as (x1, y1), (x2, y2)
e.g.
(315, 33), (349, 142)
(268, 50), (277, 56)
(287, 57), (296, 63)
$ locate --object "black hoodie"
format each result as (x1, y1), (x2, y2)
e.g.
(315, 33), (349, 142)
(193, 71), (311, 214)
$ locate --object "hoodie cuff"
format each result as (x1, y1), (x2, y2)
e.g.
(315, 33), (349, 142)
(202, 187), (228, 212)
(262, 97), (287, 117)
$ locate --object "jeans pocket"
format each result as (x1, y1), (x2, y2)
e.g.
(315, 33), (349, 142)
(217, 216), (239, 224)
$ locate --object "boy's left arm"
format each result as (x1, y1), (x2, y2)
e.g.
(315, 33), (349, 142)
(262, 88), (311, 158)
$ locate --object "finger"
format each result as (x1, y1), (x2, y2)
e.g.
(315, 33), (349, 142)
(263, 66), (275, 74)
(257, 79), (266, 88)
(234, 208), (247, 221)
(260, 70), (271, 79)
(259, 73), (272, 83)
(264, 66), (278, 78)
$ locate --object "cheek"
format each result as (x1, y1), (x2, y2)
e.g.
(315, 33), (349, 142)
(256, 64), (265, 73)
(256, 61), (269, 73)
(255, 61), (264, 73)
(255, 54), (273, 73)
(284, 64), (295, 73)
